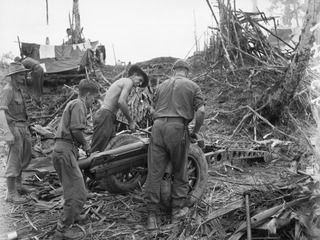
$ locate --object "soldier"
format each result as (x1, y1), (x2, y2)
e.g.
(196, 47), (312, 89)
(14, 56), (44, 105)
(145, 59), (205, 229)
(52, 79), (99, 239)
(91, 65), (149, 152)
(0, 62), (32, 204)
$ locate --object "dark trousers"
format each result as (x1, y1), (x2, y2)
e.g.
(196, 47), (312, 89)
(52, 141), (87, 227)
(145, 118), (189, 212)
(91, 108), (116, 152)
(31, 65), (44, 99)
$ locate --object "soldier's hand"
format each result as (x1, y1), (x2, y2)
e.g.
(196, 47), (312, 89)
(83, 144), (91, 157)
(148, 106), (155, 116)
(6, 138), (14, 145)
(189, 132), (198, 143)
(5, 132), (15, 145)
(86, 149), (91, 157)
(129, 121), (136, 133)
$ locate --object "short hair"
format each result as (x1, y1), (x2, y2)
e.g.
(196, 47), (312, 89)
(14, 56), (21, 62)
(78, 79), (99, 96)
(128, 65), (149, 88)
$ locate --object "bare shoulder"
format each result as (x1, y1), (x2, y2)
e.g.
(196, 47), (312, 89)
(109, 78), (124, 90)
(118, 77), (133, 89)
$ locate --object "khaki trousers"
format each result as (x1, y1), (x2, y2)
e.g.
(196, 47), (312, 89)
(5, 123), (32, 177)
(52, 141), (87, 227)
(145, 118), (190, 212)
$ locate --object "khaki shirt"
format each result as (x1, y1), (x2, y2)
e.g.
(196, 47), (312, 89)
(153, 76), (204, 121)
(21, 57), (40, 70)
(0, 82), (28, 125)
(56, 98), (87, 145)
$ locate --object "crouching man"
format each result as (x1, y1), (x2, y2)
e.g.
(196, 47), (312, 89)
(0, 62), (32, 204)
(52, 79), (99, 239)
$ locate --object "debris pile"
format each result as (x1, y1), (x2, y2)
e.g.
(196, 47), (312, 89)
(195, 1), (319, 162)
(5, 160), (319, 239)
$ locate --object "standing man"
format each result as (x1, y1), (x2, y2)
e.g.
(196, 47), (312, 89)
(14, 56), (44, 105)
(0, 62), (32, 204)
(145, 59), (205, 229)
(52, 79), (99, 239)
(91, 65), (149, 152)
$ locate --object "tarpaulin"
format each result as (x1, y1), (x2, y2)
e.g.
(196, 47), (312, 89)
(21, 41), (99, 74)
(40, 58), (82, 73)
(21, 43), (40, 60)
(39, 45), (55, 59)
(55, 45), (73, 60)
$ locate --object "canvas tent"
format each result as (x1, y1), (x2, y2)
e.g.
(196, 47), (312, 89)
(20, 41), (99, 73)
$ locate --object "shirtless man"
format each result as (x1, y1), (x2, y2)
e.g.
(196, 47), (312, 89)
(91, 65), (149, 152)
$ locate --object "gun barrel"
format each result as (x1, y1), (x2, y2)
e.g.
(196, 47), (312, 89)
(78, 139), (149, 169)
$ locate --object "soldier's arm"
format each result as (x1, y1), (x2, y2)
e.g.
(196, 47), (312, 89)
(71, 130), (89, 149)
(191, 85), (205, 135)
(69, 102), (90, 151)
(0, 87), (14, 142)
(118, 79), (134, 124)
(149, 87), (159, 117)
(192, 105), (205, 134)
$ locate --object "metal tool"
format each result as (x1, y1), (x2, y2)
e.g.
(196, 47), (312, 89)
(116, 119), (151, 135)
(244, 192), (252, 240)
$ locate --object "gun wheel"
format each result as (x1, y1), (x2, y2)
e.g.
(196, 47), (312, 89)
(99, 134), (147, 193)
(160, 143), (208, 208)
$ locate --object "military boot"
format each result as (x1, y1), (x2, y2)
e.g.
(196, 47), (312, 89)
(16, 175), (32, 195)
(5, 177), (29, 204)
(147, 212), (158, 230)
(53, 223), (84, 240)
(171, 207), (189, 224)
(74, 213), (87, 225)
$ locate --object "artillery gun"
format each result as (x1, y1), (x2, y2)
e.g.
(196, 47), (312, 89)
(78, 133), (209, 207)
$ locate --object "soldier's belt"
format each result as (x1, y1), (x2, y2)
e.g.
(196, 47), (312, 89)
(155, 117), (186, 124)
(13, 121), (28, 128)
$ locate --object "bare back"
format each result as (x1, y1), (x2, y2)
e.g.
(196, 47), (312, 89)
(101, 77), (133, 114)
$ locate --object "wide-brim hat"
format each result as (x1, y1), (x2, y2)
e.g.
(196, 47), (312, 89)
(128, 65), (149, 88)
(6, 62), (29, 76)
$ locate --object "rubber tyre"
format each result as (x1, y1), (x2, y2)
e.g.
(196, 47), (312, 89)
(186, 143), (208, 206)
(101, 134), (148, 193)
(160, 143), (209, 207)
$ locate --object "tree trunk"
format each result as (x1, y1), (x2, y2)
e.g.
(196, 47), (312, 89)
(215, 0), (228, 63)
(73, 0), (81, 44)
(251, 0), (257, 12)
(267, 0), (320, 122)
(293, 1), (300, 27)
(316, 9), (320, 44)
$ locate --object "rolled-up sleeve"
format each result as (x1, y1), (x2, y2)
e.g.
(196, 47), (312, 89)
(0, 87), (13, 110)
(69, 102), (87, 130)
(193, 86), (205, 110)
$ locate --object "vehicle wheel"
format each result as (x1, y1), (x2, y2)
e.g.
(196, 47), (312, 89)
(99, 134), (147, 193)
(160, 143), (208, 208)
(186, 143), (208, 206)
